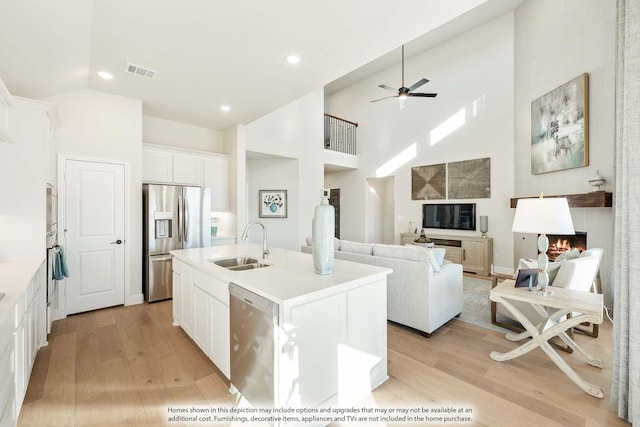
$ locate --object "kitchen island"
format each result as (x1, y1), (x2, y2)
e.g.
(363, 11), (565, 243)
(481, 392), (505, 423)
(170, 243), (391, 416)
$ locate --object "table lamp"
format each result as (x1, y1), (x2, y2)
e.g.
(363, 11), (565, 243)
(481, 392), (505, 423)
(512, 194), (575, 295)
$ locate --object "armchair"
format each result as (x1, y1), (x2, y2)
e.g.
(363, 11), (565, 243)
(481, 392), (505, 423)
(491, 248), (604, 337)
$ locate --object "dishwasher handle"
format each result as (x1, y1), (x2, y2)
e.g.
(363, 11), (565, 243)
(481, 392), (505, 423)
(229, 282), (278, 318)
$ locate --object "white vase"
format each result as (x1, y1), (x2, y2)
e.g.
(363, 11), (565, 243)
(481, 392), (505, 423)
(312, 195), (335, 275)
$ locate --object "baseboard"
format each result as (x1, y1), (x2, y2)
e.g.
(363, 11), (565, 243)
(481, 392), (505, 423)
(126, 293), (144, 306)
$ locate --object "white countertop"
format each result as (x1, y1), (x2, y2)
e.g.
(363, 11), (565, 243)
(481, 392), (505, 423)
(170, 244), (391, 304)
(0, 259), (43, 340)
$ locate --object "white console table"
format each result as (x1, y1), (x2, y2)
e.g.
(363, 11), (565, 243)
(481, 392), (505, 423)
(400, 233), (493, 276)
(489, 280), (604, 398)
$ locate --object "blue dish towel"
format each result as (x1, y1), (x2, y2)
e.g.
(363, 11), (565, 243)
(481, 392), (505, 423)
(53, 246), (69, 280)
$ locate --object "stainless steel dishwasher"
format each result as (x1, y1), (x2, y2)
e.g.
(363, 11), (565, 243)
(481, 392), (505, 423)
(229, 282), (279, 408)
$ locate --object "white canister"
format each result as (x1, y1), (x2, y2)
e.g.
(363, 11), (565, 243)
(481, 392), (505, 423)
(312, 195), (335, 275)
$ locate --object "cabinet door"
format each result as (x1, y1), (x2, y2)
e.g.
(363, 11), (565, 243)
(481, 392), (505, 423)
(181, 267), (194, 337)
(287, 293), (343, 407)
(209, 296), (230, 379)
(142, 149), (173, 183)
(14, 317), (26, 413)
(172, 271), (182, 325)
(462, 240), (485, 273)
(203, 156), (229, 211)
(192, 284), (211, 353)
(173, 154), (203, 186)
(0, 336), (16, 427)
(439, 246), (463, 264)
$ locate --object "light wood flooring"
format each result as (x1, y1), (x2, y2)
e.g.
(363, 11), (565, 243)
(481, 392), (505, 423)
(19, 298), (629, 427)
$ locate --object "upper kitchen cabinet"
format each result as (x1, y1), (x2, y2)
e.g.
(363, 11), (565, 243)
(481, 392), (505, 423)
(143, 144), (229, 211)
(173, 153), (203, 186)
(203, 155), (229, 211)
(0, 76), (15, 143)
(143, 144), (202, 186)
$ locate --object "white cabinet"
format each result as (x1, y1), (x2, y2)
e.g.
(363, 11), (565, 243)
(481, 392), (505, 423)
(180, 266), (194, 338)
(142, 144), (230, 211)
(209, 296), (230, 378)
(142, 146), (202, 186)
(279, 279), (387, 408)
(203, 156), (229, 211)
(171, 261), (230, 379)
(173, 154), (203, 186)
(9, 262), (47, 422)
(192, 283), (210, 351)
(172, 258), (184, 326)
(0, 332), (15, 427)
(142, 149), (173, 184)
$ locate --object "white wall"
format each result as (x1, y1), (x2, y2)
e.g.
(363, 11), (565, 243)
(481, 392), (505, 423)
(246, 157), (299, 250)
(0, 99), (51, 260)
(244, 89), (325, 249)
(514, 0), (616, 307)
(46, 89), (143, 305)
(143, 115), (224, 153)
(328, 13), (515, 273)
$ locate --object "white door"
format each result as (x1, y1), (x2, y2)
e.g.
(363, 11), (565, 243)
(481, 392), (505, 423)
(64, 159), (126, 314)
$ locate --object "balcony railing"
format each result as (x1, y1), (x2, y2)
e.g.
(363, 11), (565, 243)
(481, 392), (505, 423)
(324, 113), (358, 155)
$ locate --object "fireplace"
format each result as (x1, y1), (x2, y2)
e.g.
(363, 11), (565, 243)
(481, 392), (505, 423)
(544, 231), (587, 261)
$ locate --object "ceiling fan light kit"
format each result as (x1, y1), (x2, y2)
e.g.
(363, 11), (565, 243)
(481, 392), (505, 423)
(371, 45), (437, 107)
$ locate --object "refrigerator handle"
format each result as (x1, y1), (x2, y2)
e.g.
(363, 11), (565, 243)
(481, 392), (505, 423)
(177, 196), (183, 242)
(184, 196), (189, 242)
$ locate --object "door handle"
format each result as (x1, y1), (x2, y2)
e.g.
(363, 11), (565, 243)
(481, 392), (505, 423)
(110, 239), (124, 245)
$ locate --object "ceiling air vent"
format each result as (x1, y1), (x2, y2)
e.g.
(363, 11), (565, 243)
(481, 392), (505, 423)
(124, 62), (158, 79)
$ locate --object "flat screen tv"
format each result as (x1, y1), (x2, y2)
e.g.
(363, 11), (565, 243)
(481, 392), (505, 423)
(422, 203), (476, 231)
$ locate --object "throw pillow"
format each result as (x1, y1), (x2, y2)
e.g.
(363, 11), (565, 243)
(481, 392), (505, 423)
(340, 240), (374, 255)
(429, 248), (446, 266)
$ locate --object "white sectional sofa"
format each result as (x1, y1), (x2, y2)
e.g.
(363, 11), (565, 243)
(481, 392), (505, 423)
(301, 238), (463, 336)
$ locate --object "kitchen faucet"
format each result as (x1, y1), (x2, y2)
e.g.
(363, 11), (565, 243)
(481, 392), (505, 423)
(241, 220), (269, 259)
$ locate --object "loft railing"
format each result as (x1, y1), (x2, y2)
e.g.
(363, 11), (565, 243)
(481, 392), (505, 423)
(324, 113), (358, 155)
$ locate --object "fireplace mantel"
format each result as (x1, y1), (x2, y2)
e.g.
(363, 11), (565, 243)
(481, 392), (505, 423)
(510, 191), (612, 209)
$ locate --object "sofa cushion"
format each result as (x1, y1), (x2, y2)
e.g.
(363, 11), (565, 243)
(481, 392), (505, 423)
(305, 236), (340, 250)
(372, 243), (441, 271)
(340, 240), (374, 255)
(373, 243), (428, 262)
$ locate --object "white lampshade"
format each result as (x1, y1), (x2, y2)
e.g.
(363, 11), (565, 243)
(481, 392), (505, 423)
(512, 197), (575, 235)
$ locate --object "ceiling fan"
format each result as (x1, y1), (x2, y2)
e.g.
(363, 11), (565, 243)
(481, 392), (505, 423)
(370, 45), (437, 108)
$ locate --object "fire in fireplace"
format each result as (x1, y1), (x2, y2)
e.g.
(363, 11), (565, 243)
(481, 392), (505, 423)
(544, 231), (587, 261)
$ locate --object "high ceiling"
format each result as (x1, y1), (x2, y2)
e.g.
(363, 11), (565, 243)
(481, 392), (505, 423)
(0, 0), (522, 130)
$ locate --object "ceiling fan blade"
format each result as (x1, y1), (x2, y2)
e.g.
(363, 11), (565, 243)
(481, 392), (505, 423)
(408, 78), (429, 92)
(408, 92), (438, 98)
(370, 95), (398, 103)
(378, 84), (398, 93)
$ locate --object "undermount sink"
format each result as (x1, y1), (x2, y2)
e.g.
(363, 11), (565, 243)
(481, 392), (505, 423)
(210, 256), (260, 268)
(209, 256), (271, 271)
(226, 263), (270, 271)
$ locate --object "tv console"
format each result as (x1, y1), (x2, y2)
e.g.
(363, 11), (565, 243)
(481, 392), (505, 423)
(400, 232), (493, 276)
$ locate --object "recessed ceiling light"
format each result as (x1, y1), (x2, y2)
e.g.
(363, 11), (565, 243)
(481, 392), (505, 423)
(220, 105), (231, 112)
(286, 54), (301, 65)
(97, 71), (113, 80)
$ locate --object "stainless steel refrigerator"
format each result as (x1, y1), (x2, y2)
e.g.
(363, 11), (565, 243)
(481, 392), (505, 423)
(143, 184), (211, 302)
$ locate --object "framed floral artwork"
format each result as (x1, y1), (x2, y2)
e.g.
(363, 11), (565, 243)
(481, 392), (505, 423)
(259, 190), (287, 218)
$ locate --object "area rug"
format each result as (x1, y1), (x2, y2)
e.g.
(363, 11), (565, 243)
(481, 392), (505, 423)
(457, 276), (513, 332)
